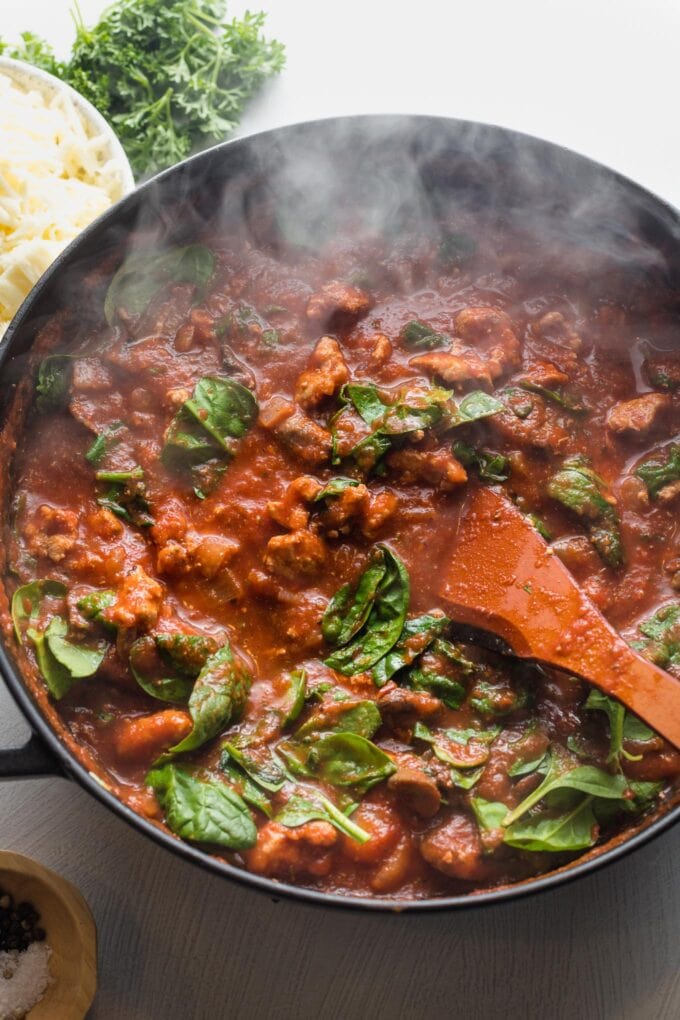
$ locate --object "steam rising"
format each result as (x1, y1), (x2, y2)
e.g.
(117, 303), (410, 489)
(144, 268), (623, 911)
(3, 114), (680, 390)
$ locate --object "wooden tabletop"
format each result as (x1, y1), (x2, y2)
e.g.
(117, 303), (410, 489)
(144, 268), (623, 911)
(1, 683), (679, 1019)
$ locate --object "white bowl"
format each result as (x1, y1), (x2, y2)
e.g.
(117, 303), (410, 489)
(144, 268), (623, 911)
(0, 55), (135, 197)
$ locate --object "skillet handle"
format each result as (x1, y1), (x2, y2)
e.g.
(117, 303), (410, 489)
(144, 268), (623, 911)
(0, 732), (63, 779)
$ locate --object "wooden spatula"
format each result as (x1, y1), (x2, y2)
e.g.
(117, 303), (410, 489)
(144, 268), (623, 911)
(440, 486), (680, 750)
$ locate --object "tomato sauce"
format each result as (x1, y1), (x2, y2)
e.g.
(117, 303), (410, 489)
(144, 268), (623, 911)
(4, 213), (680, 900)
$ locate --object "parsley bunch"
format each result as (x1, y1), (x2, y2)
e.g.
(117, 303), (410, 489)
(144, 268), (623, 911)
(1, 0), (285, 177)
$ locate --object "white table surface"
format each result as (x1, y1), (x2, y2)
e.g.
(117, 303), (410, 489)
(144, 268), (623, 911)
(2, 2), (680, 1016)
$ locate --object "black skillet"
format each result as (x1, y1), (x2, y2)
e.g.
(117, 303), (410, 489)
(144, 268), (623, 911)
(0, 115), (679, 912)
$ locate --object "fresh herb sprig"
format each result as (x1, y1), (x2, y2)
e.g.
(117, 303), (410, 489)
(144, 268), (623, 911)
(1, 0), (285, 177)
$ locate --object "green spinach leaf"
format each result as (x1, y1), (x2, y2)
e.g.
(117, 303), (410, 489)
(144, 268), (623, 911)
(162, 643), (251, 758)
(104, 244), (215, 325)
(547, 455), (623, 567)
(11, 579), (66, 642)
(400, 320), (449, 350)
(222, 740), (286, 792)
(306, 732), (396, 793)
(503, 797), (598, 852)
(321, 554), (387, 646)
(146, 764), (256, 850)
(324, 547), (410, 675)
(162, 376), (258, 493)
(636, 444), (680, 500)
(27, 616), (105, 700)
(295, 699), (382, 741)
(371, 612), (450, 687)
(35, 356), (73, 412)
(635, 603), (680, 672)
(585, 689), (656, 764)
(275, 793), (370, 843)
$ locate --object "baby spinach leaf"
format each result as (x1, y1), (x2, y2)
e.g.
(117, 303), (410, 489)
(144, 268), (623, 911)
(636, 444), (680, 500)
(155, 633), (220, 677)
(502, 753), (631, 827)
(503, 796), (598, 852)
(295, 699), (382, 741)
(449, 764), (485, 789)
(163, 643), (251, 759)
(85, 421), (125, 465)
(279, 669), (308, 727)
(129, 636), (194, 704)
(275, 793), (370, 844)
(519, 380), (588, 415)
(371, 612), (450, 687)
(219, 758), (272, 817)
(452, 441), (510, 483)
(27, 616), (105, 700)
(104, 244), (216, 325)
(527, 513), (552, 541)
(415, 722), (500, 768)
(470, 797), (508, 831)
(400, 320), (449, 350)
(635, 603), (680, 672)
(35, 356), (73, 412)
(146, 764), (256, 850)
(342, 383), (391, 426)
(76, 589), (117, 630)
(547, 455), (623, 567)
(408, 668), (466, 709)
(507, 752), (548, 778)
(222, 740), (286, 792)
(314, 477), (361, 502)
(324, 546), (410, 675)
(469, 676), (529, 717)
(321, 554), (387, 646)
(585, 689), (656, 764)
(452, 391), (504, 425)
(307, 732), (396, 793)
(162, 376), (257, 493)
(11, 579), (66, 642)
(96, 466), (154, 528)
(43, 616), (105, 676)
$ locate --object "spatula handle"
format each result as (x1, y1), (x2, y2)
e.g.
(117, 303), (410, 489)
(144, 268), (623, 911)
(440, 487), (680, 750)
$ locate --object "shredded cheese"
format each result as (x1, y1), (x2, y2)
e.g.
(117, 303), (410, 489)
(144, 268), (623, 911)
(0, 71), (128, 338)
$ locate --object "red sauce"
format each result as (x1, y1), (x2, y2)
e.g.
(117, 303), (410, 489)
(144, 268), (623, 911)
(4, 215), (680, 900)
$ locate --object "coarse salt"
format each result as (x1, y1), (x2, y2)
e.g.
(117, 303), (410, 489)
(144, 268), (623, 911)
(0, 942), (52, 1019)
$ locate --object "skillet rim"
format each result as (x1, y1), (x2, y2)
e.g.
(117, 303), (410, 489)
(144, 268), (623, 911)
(1, 112), (679, 913)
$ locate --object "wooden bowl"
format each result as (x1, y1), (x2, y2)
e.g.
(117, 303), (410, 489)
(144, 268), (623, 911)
(0, 851), (96, 1019)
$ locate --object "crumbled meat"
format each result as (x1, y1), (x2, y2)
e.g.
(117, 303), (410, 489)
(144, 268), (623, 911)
(245, 820), (337, 878)
(71, 358), (116, 393)
(369, 333), (393, 367)
(489, 390), (569, 452)
(306, 280), (371, 328)
(533, 310), (582, 349)
(377, 682), (442, 740)
(264, 529), (327, 580)
(606, 393), (671, 437)
(410, 349), (494, 386)
(115, 709), (191, 762)
(104, 565), (163, 631)
(318, 483), (397, 538)
(657, 479), (680, 505)
(295, 336), (349, 408)
(87, 507), (124, 540)
(420, 813), (492, 881)
(260, 397), (332, 466)
(387, 767), (442, 818)
(25, 504), (78, 563)
(268, 475), (323, 530)
(387, 448), (467, 490)
(518, 360), (569, 388)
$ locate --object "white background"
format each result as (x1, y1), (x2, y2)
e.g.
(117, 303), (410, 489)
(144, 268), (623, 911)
(1, 2), (680, 1017)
